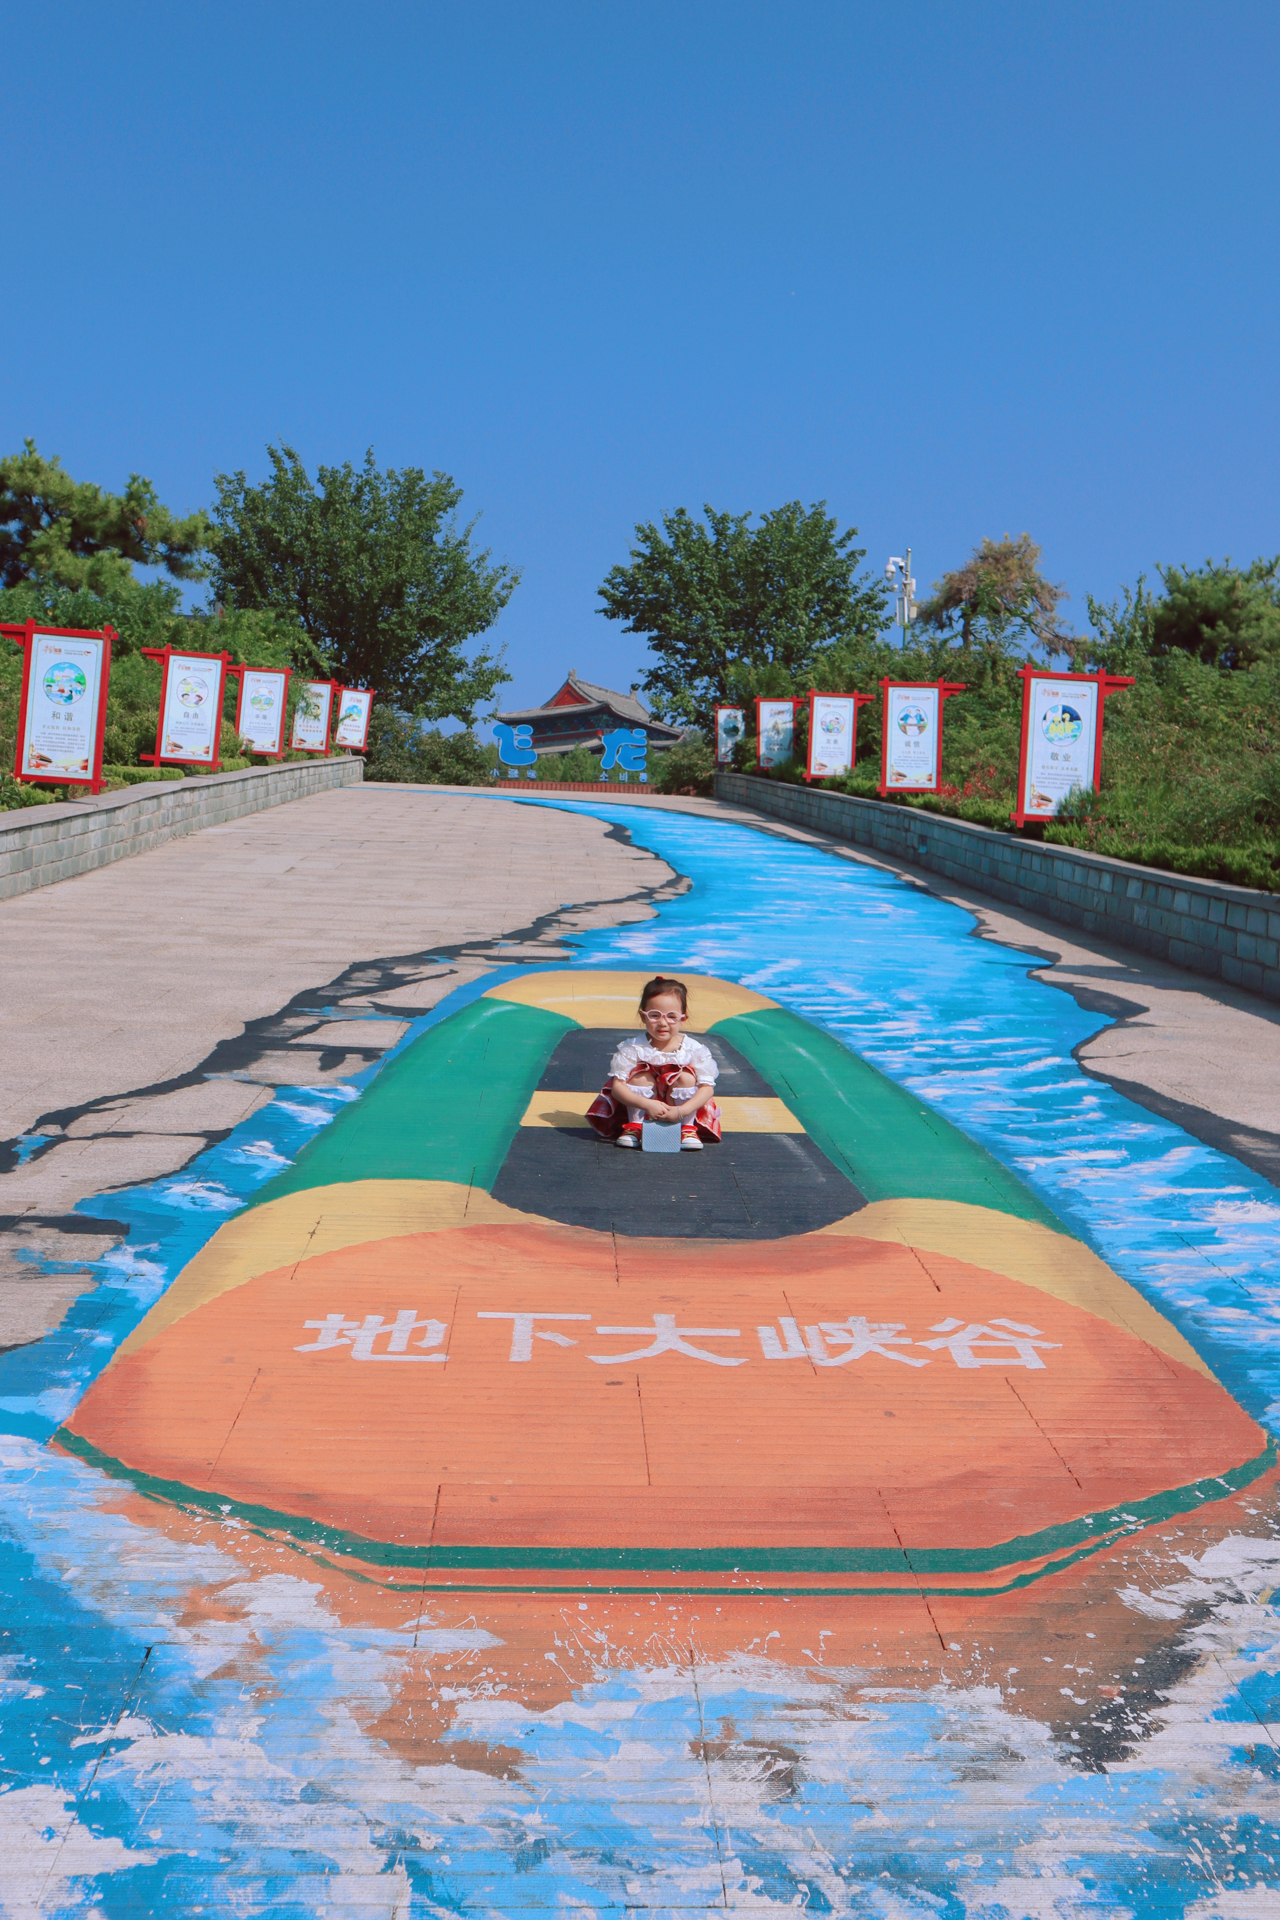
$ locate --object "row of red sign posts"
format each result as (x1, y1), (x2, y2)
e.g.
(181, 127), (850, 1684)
(2, 622), (376, 794)
(715, 668), (1135, 828)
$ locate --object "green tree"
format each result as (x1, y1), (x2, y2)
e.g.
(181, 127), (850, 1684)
(1069, 575), (1160, 675)
(0, 441), (209, 593)
(362, 708), (493, 785)
(1147, 558), (1280, 669)
(208, 445), (518, 721)
(915, 534), (1069, 661)
(597, 501), (887, 732)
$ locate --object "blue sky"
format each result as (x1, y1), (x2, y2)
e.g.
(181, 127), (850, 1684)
(4, 1), (1277, 716)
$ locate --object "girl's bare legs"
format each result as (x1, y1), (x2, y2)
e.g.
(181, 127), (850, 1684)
(624, 1072), (656, 1124)
(666, 1070), (697, 1119)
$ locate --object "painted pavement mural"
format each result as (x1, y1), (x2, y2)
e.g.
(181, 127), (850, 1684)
(2, 799), (1279, 1916)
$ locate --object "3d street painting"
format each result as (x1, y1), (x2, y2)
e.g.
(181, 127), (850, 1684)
(3, 798), (1279, 1916)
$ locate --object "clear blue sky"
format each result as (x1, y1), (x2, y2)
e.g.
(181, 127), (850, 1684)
(5, 1), (1277, 716)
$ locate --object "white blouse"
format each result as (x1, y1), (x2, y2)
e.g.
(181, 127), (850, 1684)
(608, 1035), (720, 1086)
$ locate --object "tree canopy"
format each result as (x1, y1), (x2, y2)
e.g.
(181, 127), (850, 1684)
(596, 501), (887, 731)
(0, 441), (210, 594)
(208, 445), (518, 721)
(914, 534), (1070, 660)
(1147, 558), (1280, 670)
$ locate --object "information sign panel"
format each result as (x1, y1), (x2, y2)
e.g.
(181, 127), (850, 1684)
(235, 667), (290, 757)
(885, 684), (941, 791)
(806, 694), (858, 780)
(1022, 676), (1097, 817)
(756, 698), (797, 769)
(1012, 667), (1134, 826)
(12, 625), (113, 788)
(291, 680), (337, 754)
(333, 686), (374, 751)
(158, 652), (225, 764)
(877, 679), (967, 797)
(714, 705), (745, 767)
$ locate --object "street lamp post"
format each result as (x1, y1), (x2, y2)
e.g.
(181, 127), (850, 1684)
(885, 550), (917, 646)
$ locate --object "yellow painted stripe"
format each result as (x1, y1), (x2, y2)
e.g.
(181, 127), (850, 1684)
(519, 1091), (804, 1133)
(824, 1197), (1216, 1381)
(483, 969), (777, 1029)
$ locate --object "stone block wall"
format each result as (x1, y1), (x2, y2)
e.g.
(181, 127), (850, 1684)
(716, 773), (1280, 1003)
(0, 758), (364, 902)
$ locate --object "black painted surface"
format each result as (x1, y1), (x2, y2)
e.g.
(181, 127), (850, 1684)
(493, 1122), (864, 1239)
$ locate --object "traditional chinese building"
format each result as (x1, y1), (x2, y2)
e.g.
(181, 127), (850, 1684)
(491, 672), (685, 759)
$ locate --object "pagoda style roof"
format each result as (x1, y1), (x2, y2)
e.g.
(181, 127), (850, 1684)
(493, 671), (684, 746)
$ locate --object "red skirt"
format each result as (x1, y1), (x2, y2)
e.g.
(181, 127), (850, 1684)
(586, 1063), (722, 1143)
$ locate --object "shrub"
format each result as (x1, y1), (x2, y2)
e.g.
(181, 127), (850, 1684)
(540, 745), (604, 782)
(102, 767), (185, 786)
(0, 773), (55, 810)
(1043, 827), (1280, 892)
(651, 734), (715, 796)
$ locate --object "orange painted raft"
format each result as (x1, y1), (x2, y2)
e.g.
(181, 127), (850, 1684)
(58, 972), (1272, 1598)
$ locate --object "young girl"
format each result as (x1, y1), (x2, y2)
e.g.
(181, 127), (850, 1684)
(586, 975), (722, 1150)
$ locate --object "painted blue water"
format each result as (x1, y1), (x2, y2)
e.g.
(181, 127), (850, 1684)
(537, 800), (1280, 1437)
(1, 797), (1276, 1917)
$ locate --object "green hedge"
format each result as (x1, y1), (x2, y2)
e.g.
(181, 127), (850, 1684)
(1043, 827), (1280, 893)
(727, 763), (1280, 893)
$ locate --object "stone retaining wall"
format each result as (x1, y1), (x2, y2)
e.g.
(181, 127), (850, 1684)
(0, 758), (364, 902)
(716, 772), (1280, 1002)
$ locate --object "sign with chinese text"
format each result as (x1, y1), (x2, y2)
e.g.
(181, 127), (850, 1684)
(334, 687), (374, 751)
(714, 705), (745, 766)
(884, 683), (940, 790)
(806, 694), (857, 780)
(1012, 667), (1134, 826)
(12, 626), (112, 787)
(600, 727), (648, 780)
(158, 650), (226, 765)
(493, 721), (538, 774)
(291, 679), (335, 753)
(877, 679), (967, 797)
(235, 667), (290, 757)
(756, 698), (796, 768)
(1024, 676), (1096, 817)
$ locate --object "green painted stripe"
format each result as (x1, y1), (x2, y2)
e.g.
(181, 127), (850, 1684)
(54, 1426), (1272, 1577)
(712, 1006), (1064, 1225)
(323, 1532), (1153, 1600)
(248, 998), (574, 1205)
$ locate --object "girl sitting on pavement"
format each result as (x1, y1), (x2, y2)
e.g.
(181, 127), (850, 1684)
(587, 975), (722, 1151)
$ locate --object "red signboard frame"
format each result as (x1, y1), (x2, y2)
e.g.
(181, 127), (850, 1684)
(334, 685), (376, 752)
(4, 620), (116, 793)
(228, 663), (292, 761)
(140, 645), (232, 771)
(804, 690), (874, 782)
(290, 679), (342, 756)
(1011, 665), (1135, 828)
(877, 678), (966, 797)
